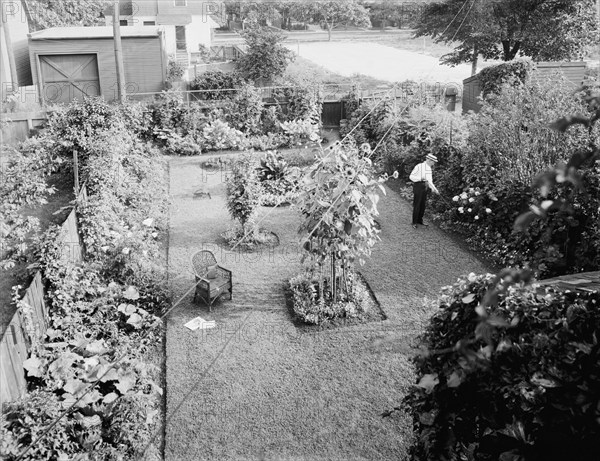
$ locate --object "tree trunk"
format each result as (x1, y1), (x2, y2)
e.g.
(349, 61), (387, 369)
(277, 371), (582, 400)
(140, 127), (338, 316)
(501, 40), (521, 61)
(508, 41), (521, 60)
(501, 40), (511, 61)
(327, 23), (332, 41)
(471, 44), (479, 76)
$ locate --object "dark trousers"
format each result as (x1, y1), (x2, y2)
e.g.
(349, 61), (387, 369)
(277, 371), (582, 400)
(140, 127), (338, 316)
(412, 182), (428, 224)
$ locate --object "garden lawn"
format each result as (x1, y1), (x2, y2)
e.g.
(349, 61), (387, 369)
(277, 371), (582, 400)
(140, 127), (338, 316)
(165, 152), (491, 460)
(286, 41), (474, 84)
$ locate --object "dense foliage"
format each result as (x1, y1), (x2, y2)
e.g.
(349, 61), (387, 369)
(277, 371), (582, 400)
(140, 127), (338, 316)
(414, 0), (599, 69)
(257, 150), (301, 206)
(235, 26), (295, 83)
(430, 77), (600, 276)
(189, 70), (246, 100)
(477, 60), (536, 97)
(0, 138), (63, 269)
(305, 0), (371, 40)
(140, 85), (321, 155)
(26, 0), (110, 31)
(343, 76), (599, 278)
(225, 154), (262, 238)
(1, 99), (168, 460)
(402, 273), (600, 461)
(401, 70), (600, 461)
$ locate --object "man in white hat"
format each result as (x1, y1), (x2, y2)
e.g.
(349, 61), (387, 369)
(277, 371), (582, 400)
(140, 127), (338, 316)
(409, 153), (440, 228)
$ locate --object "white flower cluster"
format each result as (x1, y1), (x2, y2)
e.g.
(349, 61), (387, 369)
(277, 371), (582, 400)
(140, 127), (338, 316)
(452, 187), (492, 221)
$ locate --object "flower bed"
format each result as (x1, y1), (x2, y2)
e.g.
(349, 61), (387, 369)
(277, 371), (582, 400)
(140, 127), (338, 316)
(146, 84), (322, 156)
(288, 270), (384, 327)
(342, 77), (600, 278)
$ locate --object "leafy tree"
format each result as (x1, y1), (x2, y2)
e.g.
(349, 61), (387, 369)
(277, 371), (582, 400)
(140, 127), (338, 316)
(26, 0), (111, 31)
(415, 0), (599, 74)
(235, 26), (295, 83)
(363, 0), (434, 29)
(223, 0), (279, 27)
(305, 0), (371, 41)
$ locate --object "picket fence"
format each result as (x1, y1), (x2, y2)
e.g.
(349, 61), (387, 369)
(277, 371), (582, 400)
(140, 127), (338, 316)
(0, 186), (87, 408)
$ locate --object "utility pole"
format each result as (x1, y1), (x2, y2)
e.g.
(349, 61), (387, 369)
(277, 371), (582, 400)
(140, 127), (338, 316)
(0, 2), (19, 94)
(113, 0), (126, 103)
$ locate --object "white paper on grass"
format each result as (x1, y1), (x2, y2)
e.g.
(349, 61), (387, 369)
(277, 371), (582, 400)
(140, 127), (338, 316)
(184, 316), (216, 331)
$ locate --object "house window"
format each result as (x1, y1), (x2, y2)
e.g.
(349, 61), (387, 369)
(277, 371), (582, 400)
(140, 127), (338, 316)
(143, 21), (156, 26)
(120, 20), (128, 26)
(174, 0), (186, 6)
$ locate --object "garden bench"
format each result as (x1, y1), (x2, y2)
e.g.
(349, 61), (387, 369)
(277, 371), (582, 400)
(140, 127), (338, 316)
(191, 250), (232, 312)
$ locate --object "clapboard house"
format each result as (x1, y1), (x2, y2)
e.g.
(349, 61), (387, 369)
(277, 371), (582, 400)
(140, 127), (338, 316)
(28, 26), (168, 105)
(104, 0), (222, 66)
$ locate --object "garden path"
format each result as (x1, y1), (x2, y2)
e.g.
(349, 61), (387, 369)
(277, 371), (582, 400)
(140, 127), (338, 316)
(164, 154), (491, 460)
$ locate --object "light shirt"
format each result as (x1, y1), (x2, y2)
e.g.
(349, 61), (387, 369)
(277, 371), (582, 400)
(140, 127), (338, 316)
(409, 161), (436, 191)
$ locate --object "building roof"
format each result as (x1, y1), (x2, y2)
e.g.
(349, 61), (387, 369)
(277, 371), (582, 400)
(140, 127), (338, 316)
(29, 26), (162, 40)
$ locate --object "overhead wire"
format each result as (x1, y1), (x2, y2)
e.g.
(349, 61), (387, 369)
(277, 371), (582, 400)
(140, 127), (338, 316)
(16, 1), (480, 457)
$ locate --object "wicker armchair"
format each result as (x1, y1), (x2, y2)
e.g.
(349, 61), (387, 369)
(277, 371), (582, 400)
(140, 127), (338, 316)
(191, 250), (232, 312)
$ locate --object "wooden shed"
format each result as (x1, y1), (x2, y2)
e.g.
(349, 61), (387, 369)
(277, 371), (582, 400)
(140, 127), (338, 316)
(462, 61), (588, 114)
(28, 26), (168, 105)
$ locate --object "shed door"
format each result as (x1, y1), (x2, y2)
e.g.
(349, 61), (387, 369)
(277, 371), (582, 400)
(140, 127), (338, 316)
(40, 54), (100, 104)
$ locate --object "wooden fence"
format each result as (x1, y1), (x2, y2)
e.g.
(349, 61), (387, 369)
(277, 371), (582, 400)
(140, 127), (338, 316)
(0, 110), (49, 146)
(0, 187), (87, 408)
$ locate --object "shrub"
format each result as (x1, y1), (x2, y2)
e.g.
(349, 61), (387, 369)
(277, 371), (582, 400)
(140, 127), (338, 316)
(403, 273), (600, 461)
(1, 390), (80, 460)
(146, 90), (190, 140)
(246, 133), (285, 151)
(279, 119), (320, 147)
(273, 79), (323, 126)
(202, 119), (247, 151)
(225, 154), (261, 235)
(427, 77), (600, 277)
(235, 26), (295, 82)
(190, 70), (245, 100)
(164, 133), (203, 156)
(228, 83), (264, 134)
(257, 151), (300, 206)
(463, 77), (593, 188)
(166, 56), (186, 82)
(44, 97), (121, 159)
(478, 59), (535, 97)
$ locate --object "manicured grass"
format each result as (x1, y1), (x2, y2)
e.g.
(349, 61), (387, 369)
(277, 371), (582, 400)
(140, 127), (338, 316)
(164, 152), (492, 460)
(285, 54), (391, 91)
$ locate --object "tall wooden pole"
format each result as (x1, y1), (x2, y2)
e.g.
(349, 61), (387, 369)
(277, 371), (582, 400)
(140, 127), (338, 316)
(113, 1), (126, 103)
(1, 3), (20, 92)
